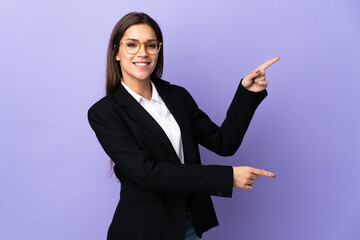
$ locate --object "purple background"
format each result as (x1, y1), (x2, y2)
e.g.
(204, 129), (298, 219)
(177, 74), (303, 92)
(1, 0), (359, 239)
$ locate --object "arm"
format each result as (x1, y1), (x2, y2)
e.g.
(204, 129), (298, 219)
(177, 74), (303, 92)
(88, 100), (234, 197)
(182, 80), (267, 156)
(182, 56), (281, 156)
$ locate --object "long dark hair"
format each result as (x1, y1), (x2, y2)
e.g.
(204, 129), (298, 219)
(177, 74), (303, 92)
(105, 12), (164, 175)
(106, 12), (164, 95)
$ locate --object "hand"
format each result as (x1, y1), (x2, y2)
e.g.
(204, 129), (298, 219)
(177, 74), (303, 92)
(241, 56), (280, 92)
(232, 166), (276, 191)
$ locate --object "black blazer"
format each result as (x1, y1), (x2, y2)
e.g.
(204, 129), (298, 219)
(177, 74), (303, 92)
(88, 78), (267, 240)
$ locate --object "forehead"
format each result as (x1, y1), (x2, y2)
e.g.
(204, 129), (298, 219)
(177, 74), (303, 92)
(122, 24), (157, 41)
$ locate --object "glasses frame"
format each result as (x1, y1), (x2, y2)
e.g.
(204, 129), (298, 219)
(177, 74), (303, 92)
(120, 39), (163, 55)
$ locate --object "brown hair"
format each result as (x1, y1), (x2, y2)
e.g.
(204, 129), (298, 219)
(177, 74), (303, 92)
(106, 12), (164, 95)
(105, 12), (164, 175)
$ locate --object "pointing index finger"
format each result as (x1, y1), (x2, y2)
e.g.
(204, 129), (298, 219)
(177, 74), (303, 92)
(258, 56), (280, 70)
(251, 168), (277, 178)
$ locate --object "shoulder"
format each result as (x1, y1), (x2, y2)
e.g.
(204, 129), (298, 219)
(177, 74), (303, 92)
(87, 94), (119, 120)
(153, 78), (198, 110)
(154, 78), (194, 99)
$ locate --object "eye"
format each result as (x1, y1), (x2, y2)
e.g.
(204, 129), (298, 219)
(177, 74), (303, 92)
(146, 42), (158, 49)
(126, 41), (138, 48)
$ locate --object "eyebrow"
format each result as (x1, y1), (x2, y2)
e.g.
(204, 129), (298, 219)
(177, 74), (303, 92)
(126, 38), (157, 41)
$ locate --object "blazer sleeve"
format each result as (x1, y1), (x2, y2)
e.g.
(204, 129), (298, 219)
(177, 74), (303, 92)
(182, 79), (267, 156)
(88, 100), (234, 197)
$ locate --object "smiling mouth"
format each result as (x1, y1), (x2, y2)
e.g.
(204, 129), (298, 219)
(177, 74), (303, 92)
(133, 62), (150, 66)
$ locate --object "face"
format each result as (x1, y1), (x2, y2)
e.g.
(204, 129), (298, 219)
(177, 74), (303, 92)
(116, 24), (159, 83)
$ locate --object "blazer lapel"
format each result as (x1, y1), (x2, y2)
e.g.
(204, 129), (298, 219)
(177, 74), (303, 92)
(153, 79), (197, 164)
(112, 81), (178, 159)
(112, 78), (196, 164)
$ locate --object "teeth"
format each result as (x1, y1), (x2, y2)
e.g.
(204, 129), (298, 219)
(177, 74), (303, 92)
(134, 63), (149, 66)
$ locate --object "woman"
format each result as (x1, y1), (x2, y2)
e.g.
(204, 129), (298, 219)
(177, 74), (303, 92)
(88, 12), (279, 240)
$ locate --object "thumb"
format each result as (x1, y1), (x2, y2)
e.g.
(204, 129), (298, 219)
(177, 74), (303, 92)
(243, 69), (261, 84)
(252, 69), (261, 79)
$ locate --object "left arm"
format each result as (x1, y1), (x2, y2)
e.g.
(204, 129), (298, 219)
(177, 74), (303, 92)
(183, 57), (280, 156)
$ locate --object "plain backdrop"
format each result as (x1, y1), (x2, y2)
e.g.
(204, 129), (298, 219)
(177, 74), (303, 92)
(1, 0), (359, 239)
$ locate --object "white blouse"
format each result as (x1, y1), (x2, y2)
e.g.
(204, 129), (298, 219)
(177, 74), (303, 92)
(121, 80), (185, 164)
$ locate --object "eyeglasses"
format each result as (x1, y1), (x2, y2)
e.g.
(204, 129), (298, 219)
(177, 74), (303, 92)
(120, 39), (163, 55)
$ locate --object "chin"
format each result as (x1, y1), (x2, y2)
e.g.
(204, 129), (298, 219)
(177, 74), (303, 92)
(134, 74), (152, 81)
(132, 70), (155, 80)
(123, 68), (155, 82)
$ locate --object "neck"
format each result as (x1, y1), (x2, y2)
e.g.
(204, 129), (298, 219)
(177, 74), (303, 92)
(122, 77), (152, 101)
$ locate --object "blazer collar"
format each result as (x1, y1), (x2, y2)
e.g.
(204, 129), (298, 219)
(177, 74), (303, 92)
(114, 78), (170, 107)
(120, 80), (162, 103)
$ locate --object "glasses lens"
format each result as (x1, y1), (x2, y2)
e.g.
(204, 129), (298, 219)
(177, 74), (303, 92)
(145, 40), (160, 54)
(124, 40), (140, 54)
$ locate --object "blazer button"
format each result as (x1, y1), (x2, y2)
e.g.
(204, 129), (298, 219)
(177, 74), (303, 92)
(217, 191), (222, 196)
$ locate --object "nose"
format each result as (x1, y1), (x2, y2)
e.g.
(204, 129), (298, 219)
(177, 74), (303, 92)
(137, 43), (149, 57)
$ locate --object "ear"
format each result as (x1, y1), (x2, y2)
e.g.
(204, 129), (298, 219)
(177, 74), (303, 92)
(116, 53), (120, 61)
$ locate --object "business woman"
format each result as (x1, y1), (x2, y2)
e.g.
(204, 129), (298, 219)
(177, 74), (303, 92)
(88, 12), (279, 240)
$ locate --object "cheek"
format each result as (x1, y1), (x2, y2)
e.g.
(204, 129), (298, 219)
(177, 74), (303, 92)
(151, 56), (159, 68)
(119, 55), (133, 68)
(117, 49), (132, 63)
